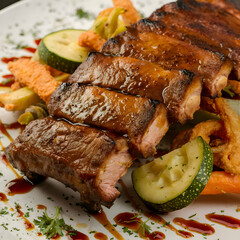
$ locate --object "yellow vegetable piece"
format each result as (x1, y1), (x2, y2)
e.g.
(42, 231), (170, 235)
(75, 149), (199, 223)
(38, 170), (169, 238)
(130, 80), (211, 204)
(105, 7), (126, 39)
(0, 87), (41, 111)
(18, 112), (35, 125)
(0, 87), (12, 94)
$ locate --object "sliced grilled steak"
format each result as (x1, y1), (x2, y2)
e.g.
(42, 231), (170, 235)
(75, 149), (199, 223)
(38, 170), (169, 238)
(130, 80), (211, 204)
(101, 20), (232, 97)
(69, 52), (201, 122)
(4, 117), (132, 212)
(195, 0), (240, 20)
(48, 83), (169, 157)
(150, 2), (240, 78)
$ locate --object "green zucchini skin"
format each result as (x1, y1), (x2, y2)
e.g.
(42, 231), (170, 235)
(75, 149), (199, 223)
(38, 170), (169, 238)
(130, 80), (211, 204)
(38, 29), (87, 74)
(132, 137), (213, 213)
(38, 40), (80, 74)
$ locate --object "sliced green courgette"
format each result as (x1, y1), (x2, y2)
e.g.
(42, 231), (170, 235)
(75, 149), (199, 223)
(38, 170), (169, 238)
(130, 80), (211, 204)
(132, 137), (213, 212)
(38, 29), (89, 74)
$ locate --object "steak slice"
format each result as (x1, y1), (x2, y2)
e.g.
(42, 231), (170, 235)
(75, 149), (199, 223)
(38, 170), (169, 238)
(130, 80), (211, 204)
(101, 20), (232, 97)
(48, 83), (169, 157)
(4, 117), (132, 212)
(195, 0), (240, 20)
(68, 52), (201, 122)
(150, 2), (240, 78)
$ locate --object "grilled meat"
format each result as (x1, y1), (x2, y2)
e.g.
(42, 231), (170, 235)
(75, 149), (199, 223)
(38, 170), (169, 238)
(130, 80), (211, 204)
(4, 117), (132, 212)
(48, 83), (169, 157)
(69, 52), (201, 122)
(196, 0), (240, 20)
(101, 20), (232, 97)
(150, 1), (240, 78)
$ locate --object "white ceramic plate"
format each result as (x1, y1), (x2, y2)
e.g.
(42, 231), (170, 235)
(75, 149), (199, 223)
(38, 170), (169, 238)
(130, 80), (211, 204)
(1, 0), (240, 239)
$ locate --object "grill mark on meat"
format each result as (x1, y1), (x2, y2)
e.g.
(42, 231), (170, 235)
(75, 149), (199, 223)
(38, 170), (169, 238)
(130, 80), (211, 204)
(102, 21), (232, 97)
(4, 117), (132, 212)
(196, 0), (240, 20)
(68, 52), (200, 122)
(150, 2), (240, 78)
(48, 84), (168, 157)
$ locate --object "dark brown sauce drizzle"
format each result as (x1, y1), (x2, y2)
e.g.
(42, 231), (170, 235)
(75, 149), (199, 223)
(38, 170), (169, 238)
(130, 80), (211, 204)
(1, 74), (14, 87)
(23, 47), (36, 53)
(92, 209), (124, 240)
(15, 204), (35, 231)
(144, 212), (193, 238)
(0, 192), (8, 202)
(1, 154), (20, 177)
(67, 231), (89, 240)
(114, 212), (165, 239)
(118, 179), (193, 238)
(34, 39), (42, 46)
(173, 217), (215, 235)
(94, 232), (108, 240)
(6, 177), (34, 196)
(6, 122), (25, 133)
(206, 213), (240, 229)
(1, 56), (31, 64)
(37, 204), (47, 210)
(51, 234), (60, 240)
(0, 139), (4, 151)
(0, 121), (14, 142)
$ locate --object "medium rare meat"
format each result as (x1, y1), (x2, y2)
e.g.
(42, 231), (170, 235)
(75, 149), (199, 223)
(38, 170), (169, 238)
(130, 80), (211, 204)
(48, 83), (169, 158)
(101, 20), (232, 97)
(150, 1), (240, 78)
(4, 117), (132, 212)
(69, 52), (201, 122)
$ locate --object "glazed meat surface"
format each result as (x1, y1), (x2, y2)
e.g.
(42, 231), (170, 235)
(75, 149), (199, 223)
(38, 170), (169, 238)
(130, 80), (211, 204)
(196, 0), (240, 20)
(4, 117), (132, 212)
(102, 20), (232, 97)
(69, 52), (193, 103)
(69, 52), (201, 122)
(48, 83), (169, 157)
(149, 1), (240, 78)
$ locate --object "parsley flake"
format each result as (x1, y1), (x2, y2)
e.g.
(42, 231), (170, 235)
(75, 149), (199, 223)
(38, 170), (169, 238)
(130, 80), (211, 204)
(33, 207), (76, 239)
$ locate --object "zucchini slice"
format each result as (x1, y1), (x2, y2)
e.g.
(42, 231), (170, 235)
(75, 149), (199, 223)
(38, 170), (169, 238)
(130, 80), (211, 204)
(38, 29), (89, 73)
(132, 137), (213, 212)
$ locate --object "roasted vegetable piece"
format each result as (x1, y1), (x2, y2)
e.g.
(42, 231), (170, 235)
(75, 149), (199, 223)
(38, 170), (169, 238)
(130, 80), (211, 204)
(38, 29), (89, 74)
(201, 171), (240, 195)
(132, 137), (213, 212)
(0, 87), (41, 111)
(0, 87), (12, 94)
(78, 7), (127, 51)
(18, 103), (48, 125)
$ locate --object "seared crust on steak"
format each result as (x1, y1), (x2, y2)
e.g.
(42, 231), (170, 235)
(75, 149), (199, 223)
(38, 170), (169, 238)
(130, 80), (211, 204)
(69, 52), (201, 122)
(48, 83), (169, 157)
(4, 117), (132, 212)
(102, 19), (232, 97)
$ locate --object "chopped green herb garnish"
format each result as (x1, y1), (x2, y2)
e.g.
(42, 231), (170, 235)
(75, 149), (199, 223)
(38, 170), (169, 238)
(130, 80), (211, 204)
(0, 207), (9, 215)
(123, 210), (152, 237)
(24, 212), (30, 218)
(33, 207), (76, 239)
(1, 79), (13, 85)
(76, 8), (95, 19)
(188, 213), (197, 218)
(15, 43), (28, 49)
